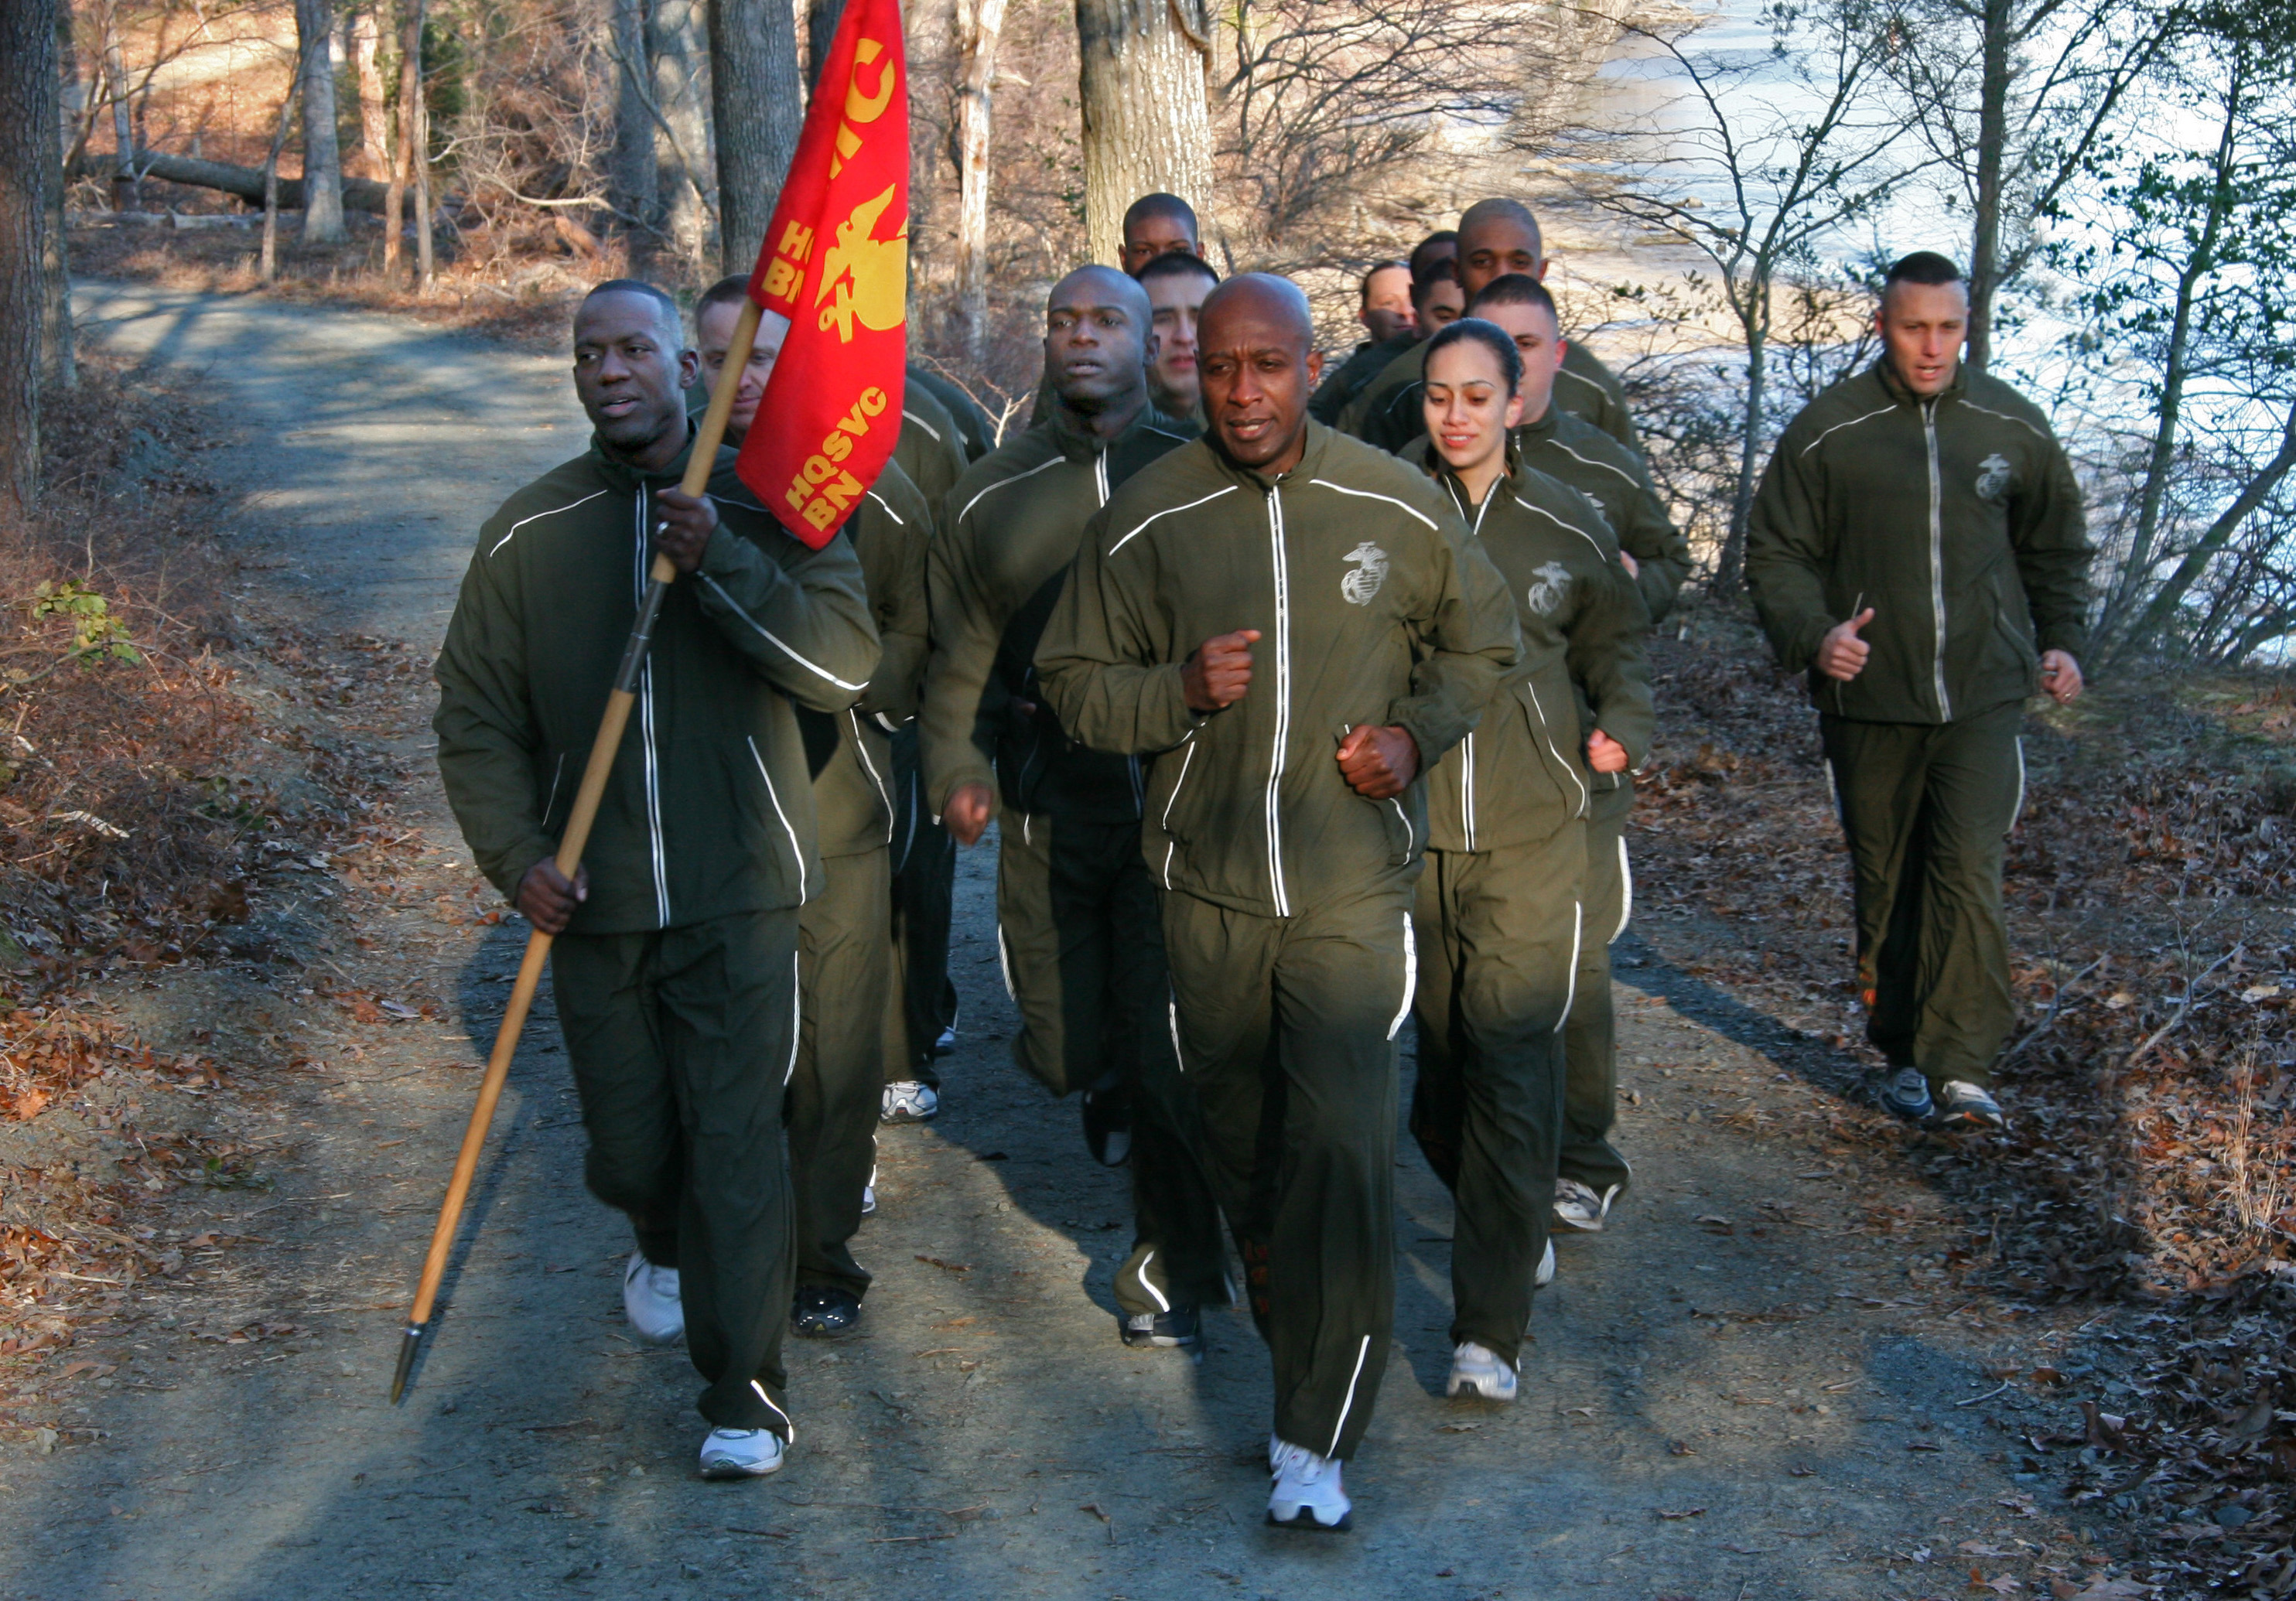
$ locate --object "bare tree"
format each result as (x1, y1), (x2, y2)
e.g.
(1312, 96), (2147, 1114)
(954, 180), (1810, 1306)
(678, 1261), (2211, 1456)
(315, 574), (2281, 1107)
(44, 0), (75, 391)
(1561, 0), (1925, 593)
(383, 0), (433, 285)
(606, 0), (657, 240)
(101, 0), (135, 209)
(648, 0), (716, 268)
(261, 33), (312, 282)
(709, 0), (804, 275)
(949, 0), (1009, 364)
(296, 0), (348, 242)
(350, 3), (391, 178)
(1075, 0), (1213, 265)
(1, 0), (59, 511)
(1888, 0), (2177, 370)
(807, 0), (845, 87)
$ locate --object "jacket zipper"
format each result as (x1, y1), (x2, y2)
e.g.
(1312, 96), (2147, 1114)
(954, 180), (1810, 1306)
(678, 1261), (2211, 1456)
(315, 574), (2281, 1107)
(1922, 400), (1953, 721)
(635, 488), (671, 927)
(1264, 486), (1293, 917)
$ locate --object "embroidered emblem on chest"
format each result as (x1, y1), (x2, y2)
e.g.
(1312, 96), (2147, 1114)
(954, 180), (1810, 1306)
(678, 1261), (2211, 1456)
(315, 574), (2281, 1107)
(1526, 561), (1572, 616)
(1341, 542), (1389, 606)
(1975, 452), (2014, 505)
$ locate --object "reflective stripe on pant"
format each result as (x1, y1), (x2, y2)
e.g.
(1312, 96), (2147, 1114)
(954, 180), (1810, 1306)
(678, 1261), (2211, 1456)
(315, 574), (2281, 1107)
(551, 909), (798, 1438)
(793, 845), (891, 1300)
(1164, 882), (1413, 1461)
(1821, 701), (2023, 1088)
(1559, 784), (1634, 1196)
(999, 810), (1226, 1316)
(1410, 829), (1584, 1366)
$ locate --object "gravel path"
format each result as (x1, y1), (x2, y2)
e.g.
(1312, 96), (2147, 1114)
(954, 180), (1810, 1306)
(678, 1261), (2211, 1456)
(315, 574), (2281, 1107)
(0, 282), (2126, 1600)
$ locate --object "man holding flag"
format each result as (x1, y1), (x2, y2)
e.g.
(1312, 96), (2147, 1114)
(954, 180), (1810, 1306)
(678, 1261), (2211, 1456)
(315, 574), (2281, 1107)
(432, 0), (910, 1481)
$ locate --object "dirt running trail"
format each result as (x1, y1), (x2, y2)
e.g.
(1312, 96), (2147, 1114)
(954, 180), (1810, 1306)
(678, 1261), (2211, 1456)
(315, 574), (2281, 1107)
(2, 282), (2123, 1600)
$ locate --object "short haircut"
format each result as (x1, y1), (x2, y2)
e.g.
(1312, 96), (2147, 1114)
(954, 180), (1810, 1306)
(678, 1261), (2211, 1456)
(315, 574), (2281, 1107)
(1467, 271), (1558, 328)
(1458, 197), (1543, 254)
(1426, 317), (1524, 397)
(1123, 193), (1199, 240)
(1136, 251), (1220, 290)
(1358, 260), (1409, 306)
(695, 275), (750, 323)
(1409, 256), (1459, 309)
(579, 278), (684, 342)
(1409, 231), (1458, 282)
(1884, 251), (1966, 291)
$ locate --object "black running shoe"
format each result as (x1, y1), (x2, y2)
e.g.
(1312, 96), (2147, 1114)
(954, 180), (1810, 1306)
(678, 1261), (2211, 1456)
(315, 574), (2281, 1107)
(1120, 1306), (1201, 1351)
(1080, 1074), (1132, 1167)
(791, 1285), (861, 1338)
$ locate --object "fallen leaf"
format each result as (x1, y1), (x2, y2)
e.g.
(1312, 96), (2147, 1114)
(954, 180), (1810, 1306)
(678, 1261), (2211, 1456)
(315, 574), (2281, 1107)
(10, 1087), (48, 1121)
(1656, 1507), (1706, 1521)
(1078, 1503), (1109, 1524)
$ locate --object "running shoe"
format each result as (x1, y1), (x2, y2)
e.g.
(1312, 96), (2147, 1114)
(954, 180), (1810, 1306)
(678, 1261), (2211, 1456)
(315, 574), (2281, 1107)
(881, 1080), (938, 1123)
(792, 1285), (861, 1338)
(622, 1254), (683, 1345)
(698, 1427), (784, 1480)
(1446, 1341), (1518, 1401)
(1120, 1306), (1201, 1351)
(1268, 1437), (1351, 1531)
(1553, 1178), (1619, 1234)
(1536, 1238), (1556, 1288)
(1935, 1080), (2005, 1131)
(1879, 1065), (1936, 1122)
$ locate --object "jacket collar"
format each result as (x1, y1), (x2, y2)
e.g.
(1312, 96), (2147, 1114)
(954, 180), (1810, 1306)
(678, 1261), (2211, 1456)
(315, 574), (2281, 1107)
(1413, 433), (1522, 523)
(1202, 416), (1335, 493)
(1040, 394), (1161, 463)
(1872, 354), (1966, 408)
(1514, 401), (1563, 449)
(587, 417), (703, 494)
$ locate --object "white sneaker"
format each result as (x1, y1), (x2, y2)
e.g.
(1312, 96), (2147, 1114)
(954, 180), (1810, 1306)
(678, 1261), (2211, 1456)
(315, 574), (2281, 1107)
(698, 1427), (784, 1480)
(1536, 1237), (1556, 1288)
(881, 1080), (938, 1123)
(1553, 1178), (1619, 1233)
(1268, 1436), (1351, 1531)
(1446, 1340), (1519, 1401)
(622, 1254), (684, 1345)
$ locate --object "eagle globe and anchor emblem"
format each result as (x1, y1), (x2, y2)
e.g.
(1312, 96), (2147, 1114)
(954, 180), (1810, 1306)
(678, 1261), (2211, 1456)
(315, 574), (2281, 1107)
(815, 183), (909, 343)
(1341, 542), (1389, 605)
(1526, 561), (1572, 616)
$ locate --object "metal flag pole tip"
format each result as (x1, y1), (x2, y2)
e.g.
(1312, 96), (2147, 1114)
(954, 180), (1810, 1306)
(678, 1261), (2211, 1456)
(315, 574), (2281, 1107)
(389, 1322), (423, 1405)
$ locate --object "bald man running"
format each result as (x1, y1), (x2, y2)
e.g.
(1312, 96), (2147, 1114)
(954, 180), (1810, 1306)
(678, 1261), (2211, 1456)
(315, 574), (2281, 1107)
(921, 266), (1225, 1350)
(1342, 198), (1639, 455)
(1037, 275), (1520, 1532)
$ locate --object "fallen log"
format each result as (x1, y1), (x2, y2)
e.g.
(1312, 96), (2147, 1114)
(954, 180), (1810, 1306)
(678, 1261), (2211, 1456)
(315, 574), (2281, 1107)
(84, 150), (394, 215)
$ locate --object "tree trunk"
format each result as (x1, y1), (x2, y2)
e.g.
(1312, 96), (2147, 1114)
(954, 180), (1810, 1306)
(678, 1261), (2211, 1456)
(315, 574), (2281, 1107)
(648, 0), (716, 268)
(1719, 323), (1768, 598)
(708, 0), (804, 277)
(606, 0), (657, 239)
(805, 0), (845, 88)
(296, 0), (348, 244)
(384, 0), (408, 276)
(1964, 0), (2011, 373)
(0, 0), (60, 512)
(1074, 0), (1212, 266)
(411, 8), (432, 290)
(102, 0), (136, 210)
(351, 5), (390, 179)
(43, 0), (76, 391)
(951, 0), (1007, 366)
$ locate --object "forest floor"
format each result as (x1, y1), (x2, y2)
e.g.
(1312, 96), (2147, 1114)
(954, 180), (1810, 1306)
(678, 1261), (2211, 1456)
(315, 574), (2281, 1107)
(0, 279), (2283, 1600)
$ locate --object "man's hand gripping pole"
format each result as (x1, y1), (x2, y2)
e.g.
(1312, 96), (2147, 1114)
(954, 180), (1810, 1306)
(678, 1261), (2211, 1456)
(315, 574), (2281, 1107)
(390, 299), (764, 1404)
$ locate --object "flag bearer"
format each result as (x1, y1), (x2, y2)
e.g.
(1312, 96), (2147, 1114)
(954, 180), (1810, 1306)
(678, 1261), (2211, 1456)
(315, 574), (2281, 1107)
(436, 282), (879, 1478)
(1036, 274), (1520, 1531)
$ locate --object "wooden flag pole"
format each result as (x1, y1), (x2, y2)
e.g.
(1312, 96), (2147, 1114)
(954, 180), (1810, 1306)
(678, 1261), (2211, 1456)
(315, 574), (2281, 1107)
(391, 299), (765, 1404)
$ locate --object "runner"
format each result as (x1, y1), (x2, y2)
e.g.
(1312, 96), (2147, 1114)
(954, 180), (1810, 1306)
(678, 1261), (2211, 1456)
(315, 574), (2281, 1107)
(1136, 250), (1220, 424)
(434, 281), (879, 1479)
(920, 266), (1227, 1349)
(1307, 261), (1416, 425)
(1403, 317), (1652, 1399)
(1036, 274), (1520, 1531)
(1746, 251), (2090, 1131)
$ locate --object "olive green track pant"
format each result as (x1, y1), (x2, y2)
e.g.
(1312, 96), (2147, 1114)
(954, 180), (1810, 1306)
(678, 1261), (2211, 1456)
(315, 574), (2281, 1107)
(1410, 831), (1585, 1367)
(1559, 785), (1635, 1199)
(551, 909), (798, 1438)
(1164, 882), (1416, 1462)
(794, 845), (891, 1301)
(887, 726), (958, 1091)
(998, 811), (1226, 1318)
(1822, 702), (2024, 1089)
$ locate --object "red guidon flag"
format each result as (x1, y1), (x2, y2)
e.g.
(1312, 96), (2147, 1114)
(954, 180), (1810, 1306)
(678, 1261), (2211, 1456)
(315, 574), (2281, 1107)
(735, 0), (908, 548)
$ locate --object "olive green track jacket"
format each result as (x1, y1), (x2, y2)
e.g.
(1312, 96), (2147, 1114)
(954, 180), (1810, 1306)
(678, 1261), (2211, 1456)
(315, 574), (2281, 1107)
(921, 405), (1197, 825)
(1513, 405), (1690, 626)
(1340, 338), (1641, 457)
(1308, 333), (1419, 425)
(776, 460), (931, 859)
(1745, 360), (2091, 725)
(1405, 441), (1652, 853)
(1036, 422), (1522, 919)
(435, 433), (880, 934)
